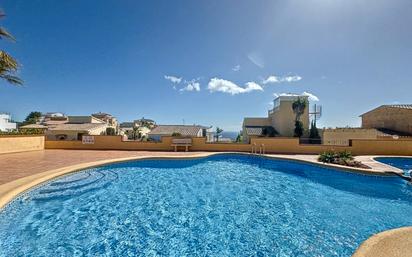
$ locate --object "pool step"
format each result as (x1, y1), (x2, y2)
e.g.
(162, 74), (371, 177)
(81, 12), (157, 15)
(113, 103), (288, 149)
(29, 170), (119, 202)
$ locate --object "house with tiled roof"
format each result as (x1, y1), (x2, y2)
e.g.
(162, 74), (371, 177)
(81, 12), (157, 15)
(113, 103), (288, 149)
(46, 116), (109, 140)
(242, 94), (309, 142)
(47, 123), (108, 140)
(148, 125), (208, 141)
(360, 104), (412, 136)
(119, 117), (156, 140)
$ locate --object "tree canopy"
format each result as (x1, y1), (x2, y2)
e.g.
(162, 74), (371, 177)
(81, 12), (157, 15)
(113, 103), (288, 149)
(24, 111), (42, 124)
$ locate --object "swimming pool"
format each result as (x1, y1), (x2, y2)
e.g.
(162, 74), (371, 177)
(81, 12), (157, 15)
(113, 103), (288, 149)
(1, 154), (411, 256)
(375, 157), (412, 175)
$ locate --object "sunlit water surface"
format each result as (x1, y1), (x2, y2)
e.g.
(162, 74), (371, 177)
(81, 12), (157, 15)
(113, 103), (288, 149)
(1, 154), (412, 256)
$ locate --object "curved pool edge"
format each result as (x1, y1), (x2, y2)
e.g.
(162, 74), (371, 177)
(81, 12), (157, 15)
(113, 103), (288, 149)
(0, 152), (399, 210)
(0, 153), (216, 210)
(264, 155), (397, 176)
(372, 156), (411, 173)
(352, 226), (412, 257)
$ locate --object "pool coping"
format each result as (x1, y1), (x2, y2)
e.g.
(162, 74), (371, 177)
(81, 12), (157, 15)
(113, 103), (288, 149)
(372, 155), (412, 171)
(352, 226), (412, 257)
(0, 152), (402, 210)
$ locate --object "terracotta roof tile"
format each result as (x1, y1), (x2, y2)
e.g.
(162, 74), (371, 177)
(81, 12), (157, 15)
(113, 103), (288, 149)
(48, 123), (106, 132)
(148, 125), (204, 136)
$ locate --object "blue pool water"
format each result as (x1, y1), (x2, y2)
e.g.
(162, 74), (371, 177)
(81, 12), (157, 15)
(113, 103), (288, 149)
(376, 157), (412, 175)
(1, 154), (412, 256)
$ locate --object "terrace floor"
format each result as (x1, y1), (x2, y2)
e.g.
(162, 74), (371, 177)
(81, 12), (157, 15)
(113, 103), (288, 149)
(0, 149), (401, 186)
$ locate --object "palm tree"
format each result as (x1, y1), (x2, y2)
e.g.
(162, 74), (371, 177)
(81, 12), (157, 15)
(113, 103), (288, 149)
(0, 10), (23, 85)
(292, 97), (307, 122)
(292, 97), (307, 137)
(215, 127), (223, 142)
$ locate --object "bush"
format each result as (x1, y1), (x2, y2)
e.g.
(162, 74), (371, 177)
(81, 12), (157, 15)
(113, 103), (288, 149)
(318, 150), (369, 169)
(262, 127), (278, 137)
(171, 132), (182, 137)
(338, 150), (353, 160)
(0, 129), (44, 135)
(318, 150), (337, 163)
(106, 127), (116, 135)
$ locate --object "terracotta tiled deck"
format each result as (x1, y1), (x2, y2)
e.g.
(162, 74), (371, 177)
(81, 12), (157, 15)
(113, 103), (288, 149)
(0, 150), (214, 185)
(0, 150), (401, 186)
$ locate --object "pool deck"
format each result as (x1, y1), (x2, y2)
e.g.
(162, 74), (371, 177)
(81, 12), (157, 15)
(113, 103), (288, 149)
(0, 149), (409, 257)
(353, 227), (412, 257)
(0, 150), (401, 186)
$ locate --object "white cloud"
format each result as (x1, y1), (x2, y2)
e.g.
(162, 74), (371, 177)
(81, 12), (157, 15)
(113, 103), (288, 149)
(207, 78), (263, 95)
(180, 80), (200, 92)
(302, 91), (319, 101)
(273, 92), (320, 101)
(164, 75), (182, 84)
(247, 52), (264, 68)
(232, 65), (241, 72)
(262, 76), (281, 84)
(273, 92), (297, 98)
(262, 74), (302, 85)
(283, 75), (302, 82)
(244, 82), (263, 92)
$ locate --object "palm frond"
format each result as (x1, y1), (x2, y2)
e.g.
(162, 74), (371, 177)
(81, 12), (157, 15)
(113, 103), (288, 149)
(0, 74), (23, 85)
(0, 51), (19, 71)
(0, 27), (16, 41)
(0, 10), (23, 86)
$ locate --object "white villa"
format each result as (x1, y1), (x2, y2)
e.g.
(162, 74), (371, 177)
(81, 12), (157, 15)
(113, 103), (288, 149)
(0, 113), (17, 132)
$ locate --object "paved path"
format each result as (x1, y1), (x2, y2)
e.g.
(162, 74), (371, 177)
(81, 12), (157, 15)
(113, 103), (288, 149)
(0, 150), (401, 186)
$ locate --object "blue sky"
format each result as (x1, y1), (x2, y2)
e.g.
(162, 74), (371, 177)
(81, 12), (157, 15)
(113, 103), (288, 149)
(1, 0), (411, 131)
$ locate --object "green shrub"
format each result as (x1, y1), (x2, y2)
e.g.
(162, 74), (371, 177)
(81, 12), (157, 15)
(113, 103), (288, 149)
(318, 150), (363, 167)
(106, 127), (116, 135)
(0, 129), (44, 135)
(338, 150), (353, 160)
(171, 132), (182, 137)
(318, 150), (337, 163)
(262, 127), (278, 137)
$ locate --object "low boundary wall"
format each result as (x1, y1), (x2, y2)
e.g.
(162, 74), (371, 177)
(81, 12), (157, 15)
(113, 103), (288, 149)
(44, 136), (412, 156)
(0, 135), (45, 154)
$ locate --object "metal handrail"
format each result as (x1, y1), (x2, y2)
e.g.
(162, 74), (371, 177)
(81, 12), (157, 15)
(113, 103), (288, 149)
(251, 143), (257, 154)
